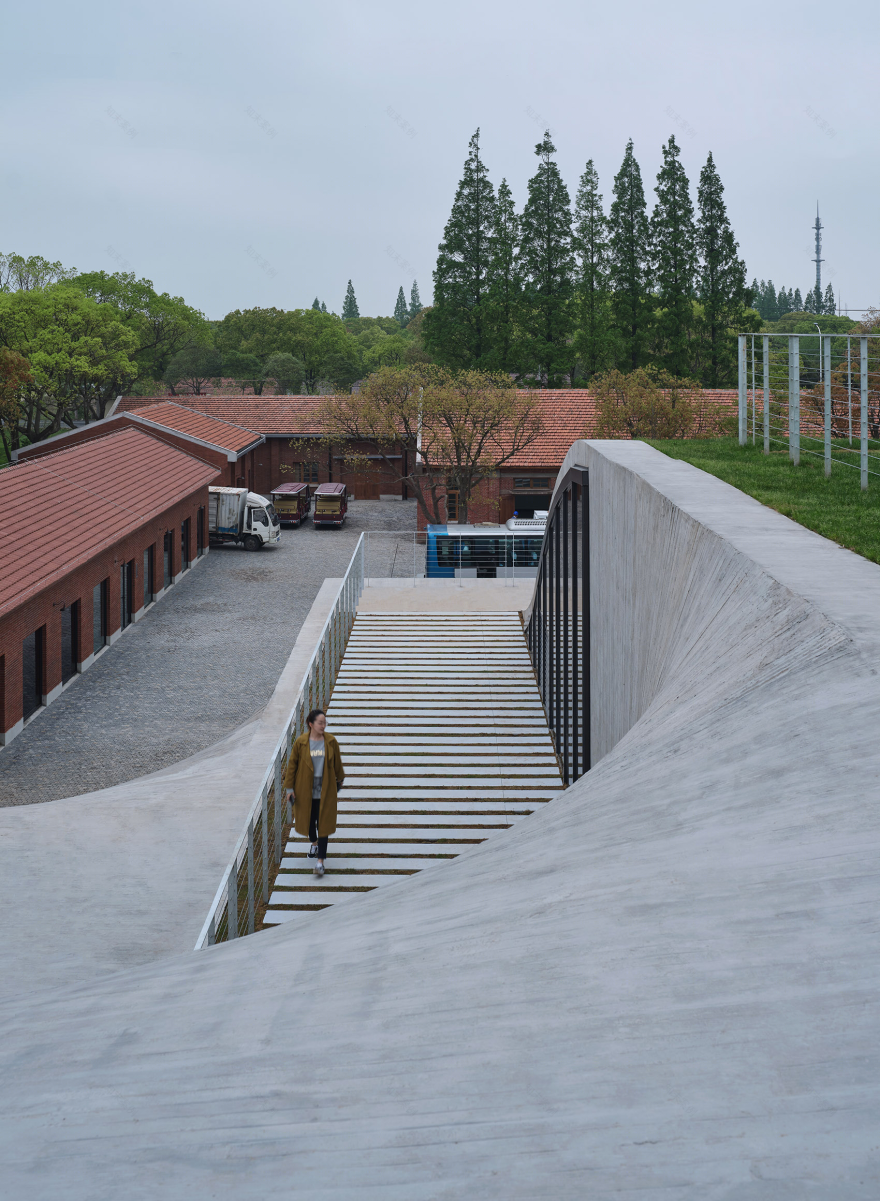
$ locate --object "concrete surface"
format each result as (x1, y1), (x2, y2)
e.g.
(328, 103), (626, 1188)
(2, 441), (880, 1197)
(0, 578), (341, 1003)
(0, 499), (417, 805)
(357, 576), (534, 612)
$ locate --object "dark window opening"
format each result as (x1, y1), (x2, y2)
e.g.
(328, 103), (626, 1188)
(446, 490), (460, 523)
(22, 627), (44, 721)
(143, 545), (154, 607)
(61, 601), (80, 685)
(181, 518), (191, 571)
(163, 531), (173, 587)
(197, 507), (205, 556)
(513, 493), (552, 519)
(92, 579), (108, 652)
(121, 561), (134, 629)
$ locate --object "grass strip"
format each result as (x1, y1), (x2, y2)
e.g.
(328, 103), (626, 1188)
(646, 436), (880, 566)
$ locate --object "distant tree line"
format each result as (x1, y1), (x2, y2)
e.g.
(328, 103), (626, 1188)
(422, 130), (757, 389)
(750, 278), (837, 322)
(0, 254), (430, 458)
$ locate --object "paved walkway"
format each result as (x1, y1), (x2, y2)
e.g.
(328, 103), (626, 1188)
(263, 611), (563, 924)
(0, 501), (416, 806)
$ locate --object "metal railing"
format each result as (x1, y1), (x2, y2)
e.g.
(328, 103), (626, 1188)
(194, 535), (365, 949)
(737, 333), (880, 488)
(361, 529), (544, 584)
(524, 469), (590, 786)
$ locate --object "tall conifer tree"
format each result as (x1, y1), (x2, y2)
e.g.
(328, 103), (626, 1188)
(342, 280), (359, 319)
(394, 286), (409, 325)
(422, 128), (497, 368)
(484, 178), (523, 374)
(608, 139), (652, 370)
(312, 297), (320, 310)
(408, 280), (422, 320)
(651, 135), (696, 376)
(792, 287), (803, 311)
(823, 283), (836, 315)
(695, 152), (748, 385)
(572, 159), (613, 381)
(517, 131), (575, 386)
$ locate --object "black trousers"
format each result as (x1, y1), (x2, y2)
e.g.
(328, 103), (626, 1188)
(309, 794), (328, 858)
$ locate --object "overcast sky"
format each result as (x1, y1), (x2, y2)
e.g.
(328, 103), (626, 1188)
(3, 0), (877, 321)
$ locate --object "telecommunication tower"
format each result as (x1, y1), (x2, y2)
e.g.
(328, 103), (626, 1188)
(813, 204), (824, 301)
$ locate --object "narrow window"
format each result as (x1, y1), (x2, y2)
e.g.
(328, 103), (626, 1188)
(163, 531), (173, 587)
(181, 518), (191, 571)
(93, 579), (108, 651)
(22, 627), (45, 720)
(143, 544), (154, 607)
(446, 490), (460, 523)
(61, 600), (80, 684)
(197, 508), (205, 557)
(121, 561), (134, 629)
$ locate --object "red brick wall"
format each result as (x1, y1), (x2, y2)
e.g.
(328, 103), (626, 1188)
(0, 486), (210, 736)
(256, 438), (405, 499)
(415, 473), (560, 530)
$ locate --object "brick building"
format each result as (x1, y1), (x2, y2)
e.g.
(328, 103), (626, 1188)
(117, 388), (738, 520)
(0, 428), (218, 746)
(119, 395), (408, 499)
(14, 402), (264, 488)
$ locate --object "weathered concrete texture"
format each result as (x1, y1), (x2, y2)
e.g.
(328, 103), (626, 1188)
(1, 442), (880, 1197)
(0, 578), (342, 1003)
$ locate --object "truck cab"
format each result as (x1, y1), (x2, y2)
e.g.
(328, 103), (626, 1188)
(245, 493), (281, 548)
(208, 487), (280, 550)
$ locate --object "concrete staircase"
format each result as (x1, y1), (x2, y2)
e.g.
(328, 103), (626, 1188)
(263, 611), (563, 924)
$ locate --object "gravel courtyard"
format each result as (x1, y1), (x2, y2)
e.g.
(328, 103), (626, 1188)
(0, 501), (417, 806)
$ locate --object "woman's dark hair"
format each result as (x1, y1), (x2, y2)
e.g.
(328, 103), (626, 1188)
(306, 709), (325, 728)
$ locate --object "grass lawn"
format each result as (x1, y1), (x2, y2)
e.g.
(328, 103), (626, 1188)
(646, 437), (880, 566)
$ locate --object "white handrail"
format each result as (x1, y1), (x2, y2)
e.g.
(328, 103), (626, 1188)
(194, 535), (365, 949)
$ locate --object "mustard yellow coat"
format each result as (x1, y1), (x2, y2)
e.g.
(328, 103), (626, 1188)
(282, 731), (345, 838)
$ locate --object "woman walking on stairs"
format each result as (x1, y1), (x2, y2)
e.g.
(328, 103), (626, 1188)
(284, 709), (345, 876)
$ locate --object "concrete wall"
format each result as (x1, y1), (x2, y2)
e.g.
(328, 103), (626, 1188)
(1, 442), (879, 1197)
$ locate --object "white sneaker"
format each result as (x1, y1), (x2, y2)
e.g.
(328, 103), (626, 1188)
(307, 844), (318, 864)
(315, 861), (324, 878)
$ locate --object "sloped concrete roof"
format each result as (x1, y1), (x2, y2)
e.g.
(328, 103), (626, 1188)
(1, 441), (879, 1197)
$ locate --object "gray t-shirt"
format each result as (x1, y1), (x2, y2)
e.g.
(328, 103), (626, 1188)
(309, 738), (325, 800)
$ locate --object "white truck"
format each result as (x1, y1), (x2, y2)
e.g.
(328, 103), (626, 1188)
(208, 487), (281, 551)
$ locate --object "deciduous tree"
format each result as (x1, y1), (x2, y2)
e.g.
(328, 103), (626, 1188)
(320, 365), (542, 525)
(0, 287), (138, 448)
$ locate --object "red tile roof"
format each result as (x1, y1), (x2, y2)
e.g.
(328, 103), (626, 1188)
(130, 402), (263, 456)
(120, 395), (326, 436)
(0, 428), (219, 620)
(120, 388), (739, 468)
(504, 389), (738, 468)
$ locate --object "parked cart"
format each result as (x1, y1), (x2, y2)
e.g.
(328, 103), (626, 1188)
(270, 482), (312, 526)
(312, 482), (348, 528)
